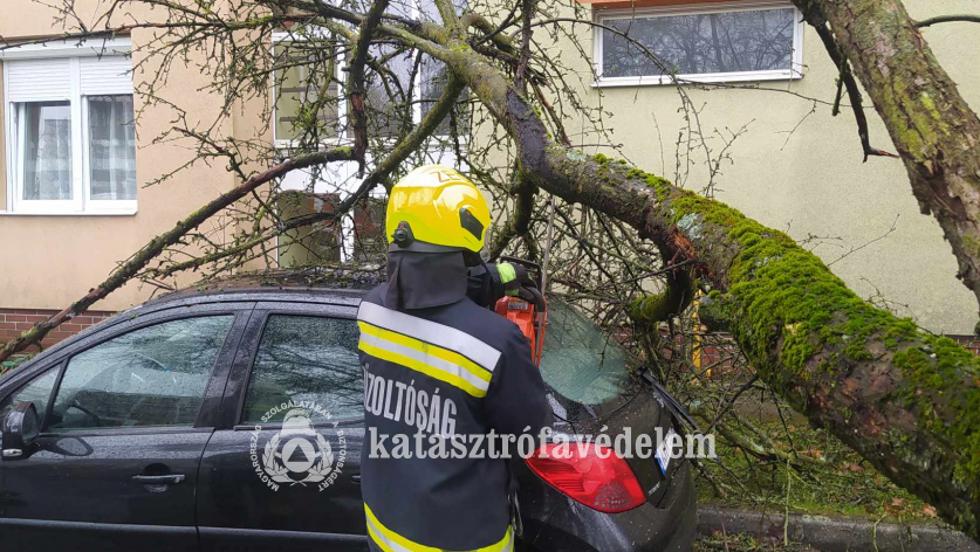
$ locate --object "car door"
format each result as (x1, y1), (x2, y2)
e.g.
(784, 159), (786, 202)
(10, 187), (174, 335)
(0, 303), (251, 552)
(197, 301), (367, 552)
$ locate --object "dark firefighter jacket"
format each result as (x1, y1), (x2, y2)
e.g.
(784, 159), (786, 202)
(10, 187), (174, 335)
(357, 251), (552, 551)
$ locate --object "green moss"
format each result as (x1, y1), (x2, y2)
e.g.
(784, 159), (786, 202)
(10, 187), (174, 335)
(919, 91), (943, 124)
(0, 353), (34, 375)
(880, 91), (951, 160)
(963, 234), (980, 260)
(629, 286), (689, 324)
(664, 188), (980, 522)
(591, 154), (671, 201)
(893, 338), (980, 489)
(628, 294), (671, 323)
(586, 154), (980, 514)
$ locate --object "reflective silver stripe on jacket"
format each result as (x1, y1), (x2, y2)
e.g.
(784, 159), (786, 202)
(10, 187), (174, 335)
(357, 301), (501, 373)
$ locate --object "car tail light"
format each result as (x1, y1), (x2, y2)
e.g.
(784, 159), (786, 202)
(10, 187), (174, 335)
(525, 442), (646, 513)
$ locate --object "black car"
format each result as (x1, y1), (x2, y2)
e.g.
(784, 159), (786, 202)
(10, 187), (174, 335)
(0, 278), (696, 551)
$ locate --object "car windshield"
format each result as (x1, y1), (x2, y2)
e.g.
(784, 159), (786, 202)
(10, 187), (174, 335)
(539, 301), (633, 405)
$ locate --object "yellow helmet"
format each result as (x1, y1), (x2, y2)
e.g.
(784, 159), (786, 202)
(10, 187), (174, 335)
(386, 165), (491, 254)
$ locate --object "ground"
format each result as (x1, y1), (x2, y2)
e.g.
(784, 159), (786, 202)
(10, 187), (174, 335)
(694, 533), (818, 551)
(696, 405), (935, 523)
(686, 385), (950, 550)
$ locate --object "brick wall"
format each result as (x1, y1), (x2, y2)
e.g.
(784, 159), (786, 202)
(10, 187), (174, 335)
(956, 335), (980, 355)
(0, 309), (115, 349)
(2, 306), (978, 355)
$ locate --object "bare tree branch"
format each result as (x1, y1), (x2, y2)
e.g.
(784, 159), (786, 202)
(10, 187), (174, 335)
(0, 146), (354, 362)
(348, 0), (391, 171)
(916, 14), (980, 28)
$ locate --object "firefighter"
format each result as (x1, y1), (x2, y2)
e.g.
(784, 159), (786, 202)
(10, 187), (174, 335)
(357, 164), (552, 551)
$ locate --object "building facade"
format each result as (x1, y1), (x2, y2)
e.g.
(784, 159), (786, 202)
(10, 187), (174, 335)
(0, 0), (977, 349)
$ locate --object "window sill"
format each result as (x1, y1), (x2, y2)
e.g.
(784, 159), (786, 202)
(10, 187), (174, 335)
(0, 209), (138, 217)
(593, 70), (803, 88)
(272, 135), (466, 150)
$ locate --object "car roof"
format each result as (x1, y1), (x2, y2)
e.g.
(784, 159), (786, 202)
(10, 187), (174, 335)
(144, 267), (383, 309)
(8, 268), (384, 372)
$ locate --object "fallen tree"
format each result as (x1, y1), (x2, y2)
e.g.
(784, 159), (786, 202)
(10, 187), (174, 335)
(407, 11), (980, 537)
(1, 0), (977, 540)
(795, 0), (980, 315)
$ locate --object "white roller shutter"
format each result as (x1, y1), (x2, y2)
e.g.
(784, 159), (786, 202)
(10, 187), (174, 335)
(4, 58), (72, 102)
(5, 54), (132, 102)
(79, 56), (133, 95)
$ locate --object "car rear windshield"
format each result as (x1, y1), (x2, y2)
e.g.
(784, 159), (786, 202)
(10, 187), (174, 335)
(539, 301), (633, 405)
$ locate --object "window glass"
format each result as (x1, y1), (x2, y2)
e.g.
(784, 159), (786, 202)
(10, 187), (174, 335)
(601, 7), (796, 78)
(88, 95), (136, 200)
(363, 45), (415, 138)
(18, 101), (73, 200)
(243, 315), (362, 424)
(539, 301), (631, 405)
(48, 316), (233, 430)
(416, 0), (467, 21)
(419, 55), (468, 135)
(273, 39), (340, 142)
(6, 51), (134, 211)
(0, 368), (59, 428)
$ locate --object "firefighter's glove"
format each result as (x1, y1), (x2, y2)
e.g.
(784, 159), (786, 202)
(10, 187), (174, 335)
(495, 262), (526, 297)
(497, 263), (543, 307)
(466, 262), (535, 307)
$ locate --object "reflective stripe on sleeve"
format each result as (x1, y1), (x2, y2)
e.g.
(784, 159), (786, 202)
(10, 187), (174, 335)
(357, 302), (501, 372)
(364, 504), (514, 552)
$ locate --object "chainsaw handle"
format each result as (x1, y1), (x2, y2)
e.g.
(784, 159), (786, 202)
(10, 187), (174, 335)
(498, 256), (543, 290)
(517, 285), (546, 312)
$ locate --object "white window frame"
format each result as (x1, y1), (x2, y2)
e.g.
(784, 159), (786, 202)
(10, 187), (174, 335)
(270, 27), (347, 150)
(593, 0), (804, 87)
(270, 29), (438, 151)
(271, 12), (465, 261)
(1, 38), (136, 215)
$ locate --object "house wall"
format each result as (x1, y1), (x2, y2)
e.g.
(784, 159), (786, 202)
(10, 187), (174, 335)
(0, 0), (265, 316)
(0, 0), (976, 341)
(0, 61), (5, 209)
(557, 0), (979, 334)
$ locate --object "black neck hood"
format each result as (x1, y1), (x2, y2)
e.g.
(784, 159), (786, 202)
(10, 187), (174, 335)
(384, 250), (468, 310)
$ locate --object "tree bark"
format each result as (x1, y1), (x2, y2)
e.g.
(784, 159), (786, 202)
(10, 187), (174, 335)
(412, 33), (980, 540)
(796, 0), (980, 317)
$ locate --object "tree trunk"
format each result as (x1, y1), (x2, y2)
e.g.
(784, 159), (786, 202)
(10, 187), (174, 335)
(797, 0), (980, 317)
(420, 34), (980, 540)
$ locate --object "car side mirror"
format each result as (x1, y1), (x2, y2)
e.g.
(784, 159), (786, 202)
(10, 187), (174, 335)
(2, 402), (40, 460)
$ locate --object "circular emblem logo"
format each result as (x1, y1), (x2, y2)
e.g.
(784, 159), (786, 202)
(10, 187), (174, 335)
(249, 401), (347, 492)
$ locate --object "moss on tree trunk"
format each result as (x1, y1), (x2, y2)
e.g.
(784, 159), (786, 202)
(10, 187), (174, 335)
(414, 34), (980, 540)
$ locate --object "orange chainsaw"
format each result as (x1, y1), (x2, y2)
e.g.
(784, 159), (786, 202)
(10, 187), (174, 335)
(493, 256), (548, 367)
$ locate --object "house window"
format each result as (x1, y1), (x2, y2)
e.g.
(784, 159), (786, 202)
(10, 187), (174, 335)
(271, 34), (458, 146)
(272, 38), (340, 143)
(2, 39), (136, 214)
(594, 1), (803, 86)
(271, 1), (467, 262)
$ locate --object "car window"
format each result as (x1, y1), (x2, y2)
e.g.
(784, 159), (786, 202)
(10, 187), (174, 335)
(0, 367), (59, 428)
(539, 301), (632, 405)
(48, 316), (234, 431)
(242, 315), (362, 424)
